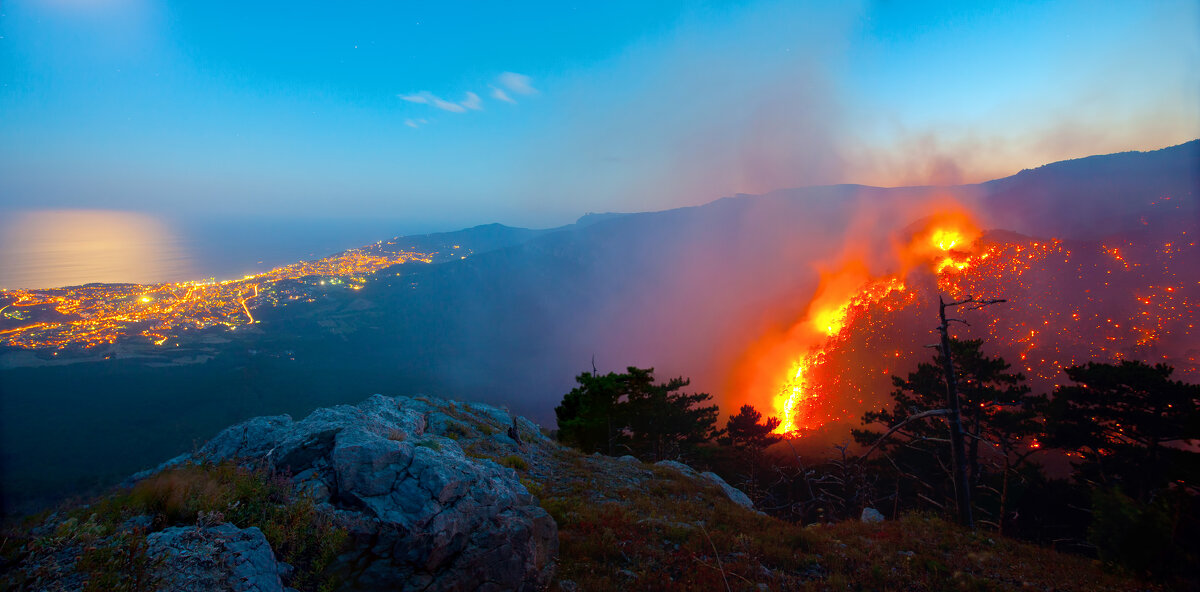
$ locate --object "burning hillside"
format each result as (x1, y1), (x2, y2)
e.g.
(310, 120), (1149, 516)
(734, 208), (1198, 436)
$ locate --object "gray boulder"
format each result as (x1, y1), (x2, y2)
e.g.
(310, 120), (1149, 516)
(861, 507), (885, 523)
(699, 471), (756, 510)
(654, 460), (757, 510)
(190, 394), (557, 592)
(147, 523), (285, 592)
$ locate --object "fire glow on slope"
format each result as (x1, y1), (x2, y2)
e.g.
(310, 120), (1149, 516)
(761, 209), (1198, 437)
(772, 214), (980, 434)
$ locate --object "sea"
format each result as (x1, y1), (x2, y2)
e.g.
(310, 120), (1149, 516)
(0, 209), (450, 290)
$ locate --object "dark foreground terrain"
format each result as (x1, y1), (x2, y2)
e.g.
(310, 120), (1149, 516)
(1, 394), (1156, 591)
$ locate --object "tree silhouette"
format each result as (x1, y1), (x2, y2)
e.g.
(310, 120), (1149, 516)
(556, 366), (720, 460)
(855, 338), (1037, 527)
(1038, 361), (1200, 578)
(1039, 361), (1200, 502)
(720, 404), (782, 449)
(555, 370), (625, 454)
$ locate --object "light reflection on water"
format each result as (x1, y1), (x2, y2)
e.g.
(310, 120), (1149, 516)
(0, 210), (194, 290)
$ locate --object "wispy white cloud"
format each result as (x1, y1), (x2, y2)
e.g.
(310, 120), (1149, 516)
(432, 95), (468, 113)
(490, 85), (515, 104)
(461, 92), (483, 111)
(400, 73), (534, 119)
(399, 93), (430, 105)
(400, 90), (487, 113)
(399, 91), (467, 113)
(497, 72), (537, 95)
(404, 118), (430, 129)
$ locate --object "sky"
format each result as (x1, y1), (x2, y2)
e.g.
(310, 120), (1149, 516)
(1, 0), (1197, 230)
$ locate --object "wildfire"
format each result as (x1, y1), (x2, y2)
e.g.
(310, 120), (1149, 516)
(776, 360), (809, 434)
(773, 275), (909, 433)
(813, 305), (848, 337)
(931, 228), (964, 251)
(770, 210), (981, 435)
(759, 207), (1197, 438)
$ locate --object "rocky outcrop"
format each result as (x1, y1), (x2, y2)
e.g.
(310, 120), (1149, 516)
(654, 460), (757, 511)
(147, 523), (288, 592)
(183, 394), (557, 592)
(9, 394), (767, 592)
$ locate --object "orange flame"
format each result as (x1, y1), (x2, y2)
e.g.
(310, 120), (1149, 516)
(765, 206), (982, 435)
(772, 276), (908, 433)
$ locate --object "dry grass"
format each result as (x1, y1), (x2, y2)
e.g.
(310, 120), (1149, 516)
(804, 515), (1158, 592)
(501, 454), (529, 470)
(532, 452), (1157, 592)
(2, 463), (348, 592)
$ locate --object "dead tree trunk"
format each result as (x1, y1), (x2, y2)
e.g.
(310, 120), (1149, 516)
(939, 295), (974, 528)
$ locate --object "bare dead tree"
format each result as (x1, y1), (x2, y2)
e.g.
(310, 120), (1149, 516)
(937, 294), (1005, 528)
(860, 408), (952, 460)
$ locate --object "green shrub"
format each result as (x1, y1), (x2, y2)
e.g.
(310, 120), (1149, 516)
(9, 463), (349, 592)
(77, 531), (158, 592)
(1089, 486), (1182, 577)
(501, 455), (528, 471)
(444, 421), (471, 440)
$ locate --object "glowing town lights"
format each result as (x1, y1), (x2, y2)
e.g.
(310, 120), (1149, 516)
(1, 247), (434, 349)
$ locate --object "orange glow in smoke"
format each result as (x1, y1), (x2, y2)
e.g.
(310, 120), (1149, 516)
(767, 206), (982, 434)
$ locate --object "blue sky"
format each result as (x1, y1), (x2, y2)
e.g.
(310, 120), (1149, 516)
(1, 0), (1196, 229)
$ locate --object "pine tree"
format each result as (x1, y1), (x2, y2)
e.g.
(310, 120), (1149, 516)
(721, 404), (783, 449)
(854, 339), (1038, 523)
(555, 366), (720, 460)
(555, 370), (625, 454)
(1039, 361), (1200, 502)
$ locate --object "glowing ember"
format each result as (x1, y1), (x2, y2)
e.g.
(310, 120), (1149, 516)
(770, 213), (983, 434)
(764, 215), (1197, 438)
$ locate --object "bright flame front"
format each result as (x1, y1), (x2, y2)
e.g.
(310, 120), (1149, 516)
(770, 215), (978, 435)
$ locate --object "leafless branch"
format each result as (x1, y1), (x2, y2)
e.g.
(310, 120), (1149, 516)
(861, 409), (952, 459)
(963, 298), (1007, 311)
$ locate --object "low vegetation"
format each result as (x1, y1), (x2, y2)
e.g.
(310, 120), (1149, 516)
(1, 462), (347, 592)
(2, 343), (1191, 591)
(531, 447), (1150, 591)
(549, 353), (1197, 589)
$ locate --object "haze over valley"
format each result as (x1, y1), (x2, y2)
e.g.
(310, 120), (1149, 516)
(2, 3), (1198, 589)
(2, 141), (1196, 515)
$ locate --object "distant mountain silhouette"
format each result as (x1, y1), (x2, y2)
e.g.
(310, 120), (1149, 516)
(2, 140), (1196, 516)
(979, 140), (1199, 240)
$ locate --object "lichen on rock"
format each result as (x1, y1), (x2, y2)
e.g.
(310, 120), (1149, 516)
(191, 394), (558, 592)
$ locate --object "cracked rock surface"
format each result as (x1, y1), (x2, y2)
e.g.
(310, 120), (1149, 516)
(147, 523), (287, 592)
(187, 394), (558, 592)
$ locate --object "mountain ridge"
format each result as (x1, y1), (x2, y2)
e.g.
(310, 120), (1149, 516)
(1, 140), (1196, 517)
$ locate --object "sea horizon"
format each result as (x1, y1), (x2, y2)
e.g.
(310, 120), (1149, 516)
(0, 210), (469, 290)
